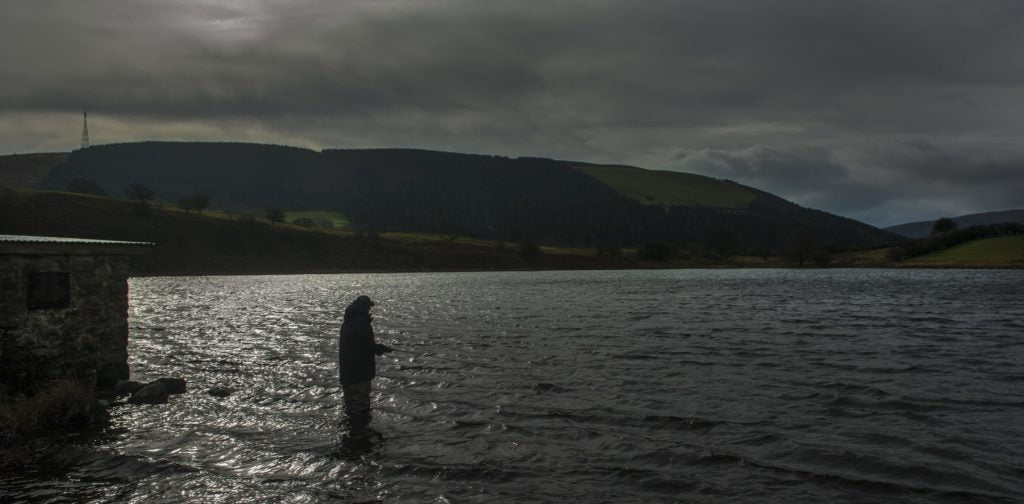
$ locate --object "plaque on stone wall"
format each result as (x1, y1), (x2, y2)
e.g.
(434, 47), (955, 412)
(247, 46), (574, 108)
(27, 272), (70, 310)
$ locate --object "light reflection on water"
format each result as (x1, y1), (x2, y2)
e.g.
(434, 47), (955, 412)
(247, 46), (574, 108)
(2, 269), (1024, 503)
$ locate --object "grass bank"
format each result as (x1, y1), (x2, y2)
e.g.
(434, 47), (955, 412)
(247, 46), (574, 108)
(904, 235), (1024, 267)
(0, 379), (103, 446)
(835, 236), (1024, 268)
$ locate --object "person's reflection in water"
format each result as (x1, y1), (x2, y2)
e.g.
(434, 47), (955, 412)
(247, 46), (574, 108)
(335, 427), (384, 460)
(338, 295), (393, 437)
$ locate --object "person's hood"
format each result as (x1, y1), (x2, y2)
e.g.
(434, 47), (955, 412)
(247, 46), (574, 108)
(344, 295), (374, 321)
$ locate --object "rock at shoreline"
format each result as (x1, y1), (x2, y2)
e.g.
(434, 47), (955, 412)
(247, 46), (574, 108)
(207, 386), (234, 398)
(128, 382), (169, 404)
(114, 380), (145, 396)
(156, 377), (187, 394)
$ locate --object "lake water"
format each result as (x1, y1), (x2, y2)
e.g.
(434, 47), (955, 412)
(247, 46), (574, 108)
(2, 269), (1023, 503)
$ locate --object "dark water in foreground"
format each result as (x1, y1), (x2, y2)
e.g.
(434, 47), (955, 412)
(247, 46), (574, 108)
(3, 269), (1023, 503)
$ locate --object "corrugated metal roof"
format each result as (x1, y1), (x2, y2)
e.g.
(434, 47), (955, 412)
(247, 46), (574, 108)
(0, 235), (153, 246)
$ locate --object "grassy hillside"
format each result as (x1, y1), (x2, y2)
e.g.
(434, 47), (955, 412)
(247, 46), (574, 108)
(22, 142), (897, 252)
(572, 163), (755, 208)
(285, 210), (349, 229)
(904, 235), (1024, 266)
(0, 186), (636, 275)
(835, 236), (1024, 268)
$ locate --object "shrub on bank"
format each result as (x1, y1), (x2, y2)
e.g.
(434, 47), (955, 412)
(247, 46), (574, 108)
(0, 379), (102, 445)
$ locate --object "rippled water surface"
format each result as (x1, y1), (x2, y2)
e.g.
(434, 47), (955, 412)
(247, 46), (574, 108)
(3, 269), (1024, 503)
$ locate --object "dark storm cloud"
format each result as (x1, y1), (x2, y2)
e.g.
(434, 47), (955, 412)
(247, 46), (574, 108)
(2, 0), (1023, 225)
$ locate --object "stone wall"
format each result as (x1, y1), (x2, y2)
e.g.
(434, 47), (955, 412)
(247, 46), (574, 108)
(0, 253), (133, 391)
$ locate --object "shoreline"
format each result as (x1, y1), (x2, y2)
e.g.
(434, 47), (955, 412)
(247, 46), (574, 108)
(129, 262), (1024, 278)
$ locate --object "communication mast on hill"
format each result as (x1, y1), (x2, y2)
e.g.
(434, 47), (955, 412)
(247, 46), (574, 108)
(80, 109), (90, 149)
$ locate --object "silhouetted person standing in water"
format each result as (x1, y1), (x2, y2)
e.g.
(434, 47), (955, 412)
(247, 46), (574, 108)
(339, 295), (392, 431)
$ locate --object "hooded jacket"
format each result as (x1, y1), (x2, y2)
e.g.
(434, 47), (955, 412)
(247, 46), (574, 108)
(338, 298), (377, 385)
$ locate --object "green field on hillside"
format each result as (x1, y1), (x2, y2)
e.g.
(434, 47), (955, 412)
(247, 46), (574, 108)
(148, 206), (349, 232)
(836, 236), (1024, 267)
(285, 211), (349, 229)
(573, 164), (756, 208)
(906, 235), (1024, 265)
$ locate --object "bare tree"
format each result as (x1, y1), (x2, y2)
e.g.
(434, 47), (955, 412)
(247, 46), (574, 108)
(125, 182), (154, 205)
(266, 208), (286, 227)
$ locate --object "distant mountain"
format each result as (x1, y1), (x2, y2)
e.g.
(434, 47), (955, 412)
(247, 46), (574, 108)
(885, 209), (1024, 239)
(17, 141), (896, 252)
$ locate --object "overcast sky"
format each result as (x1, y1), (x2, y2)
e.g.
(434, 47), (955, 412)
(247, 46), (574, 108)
(2, 0), (1023, 227)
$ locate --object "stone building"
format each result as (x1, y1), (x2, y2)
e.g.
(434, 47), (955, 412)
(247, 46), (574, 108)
(0, 235), (152, 391)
